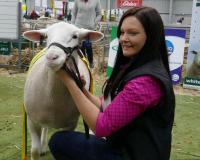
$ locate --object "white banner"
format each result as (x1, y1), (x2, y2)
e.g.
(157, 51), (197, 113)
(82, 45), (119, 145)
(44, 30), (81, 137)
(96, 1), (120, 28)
(183, 0), (200, 90)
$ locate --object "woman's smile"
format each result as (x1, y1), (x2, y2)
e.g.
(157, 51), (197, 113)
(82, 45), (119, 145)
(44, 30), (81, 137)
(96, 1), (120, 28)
(122, 44), (133, 51)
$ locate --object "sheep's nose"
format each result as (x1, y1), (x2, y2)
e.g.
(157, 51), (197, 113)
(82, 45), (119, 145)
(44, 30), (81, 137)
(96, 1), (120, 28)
(46, 54), (59, 60)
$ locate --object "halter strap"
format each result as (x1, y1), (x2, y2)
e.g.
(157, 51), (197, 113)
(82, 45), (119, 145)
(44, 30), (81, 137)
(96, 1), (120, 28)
(48, 42), (79, 57)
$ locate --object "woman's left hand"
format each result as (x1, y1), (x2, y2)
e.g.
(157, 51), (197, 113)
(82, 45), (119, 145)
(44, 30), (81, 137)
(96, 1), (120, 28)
(56, 68), (99, 133)
(56, 69), (73, 83)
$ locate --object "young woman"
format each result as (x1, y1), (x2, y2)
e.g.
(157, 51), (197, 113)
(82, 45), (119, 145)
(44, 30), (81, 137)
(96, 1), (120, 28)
(71, 0), (102, 68)
(49, 6), (175, 160)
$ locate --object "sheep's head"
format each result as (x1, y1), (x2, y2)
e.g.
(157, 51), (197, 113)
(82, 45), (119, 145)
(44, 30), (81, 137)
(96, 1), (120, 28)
(23, 22), (104, 71)
(192, 50), (200, 66)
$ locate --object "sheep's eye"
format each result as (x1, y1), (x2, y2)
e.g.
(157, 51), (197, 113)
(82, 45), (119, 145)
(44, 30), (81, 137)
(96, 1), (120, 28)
(72, 34), (78, 39)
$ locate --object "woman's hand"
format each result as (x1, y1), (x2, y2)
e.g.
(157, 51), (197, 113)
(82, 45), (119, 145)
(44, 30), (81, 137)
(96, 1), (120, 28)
(56, 69), (73, 83)
(57, 70), (87, 91)
(57, 69), (66, 79)
(56, 69), (99, 133)
(80, 75), (86, 87)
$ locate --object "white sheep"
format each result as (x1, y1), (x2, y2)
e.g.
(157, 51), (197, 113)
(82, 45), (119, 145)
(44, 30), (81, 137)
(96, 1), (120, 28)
(23, 22), (103, 160)
(187, 50), (200, 78)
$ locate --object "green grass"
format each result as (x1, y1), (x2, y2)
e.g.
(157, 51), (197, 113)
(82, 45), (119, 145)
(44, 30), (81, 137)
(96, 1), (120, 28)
(0, 73), (200, 159)
(0, 73), (26, 160)
(171, 95), (200, 159)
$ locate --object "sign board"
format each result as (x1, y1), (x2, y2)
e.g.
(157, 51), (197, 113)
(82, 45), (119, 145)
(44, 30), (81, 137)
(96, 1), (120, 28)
(0, 0), (21, 41)
(106, 27), (186, 85)
(165, 28), (186, 85)
(0, 41), (11, 55)
(106, 26), (118, 77)
(183, 0), (200, 90)
(117, 0), (142, 8)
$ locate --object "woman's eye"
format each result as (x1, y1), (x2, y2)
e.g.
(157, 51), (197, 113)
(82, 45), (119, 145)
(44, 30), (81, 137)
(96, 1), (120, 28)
(72, 35), (78, 39)
(120, 32), (137, 37)
(129, 32), (137, 36)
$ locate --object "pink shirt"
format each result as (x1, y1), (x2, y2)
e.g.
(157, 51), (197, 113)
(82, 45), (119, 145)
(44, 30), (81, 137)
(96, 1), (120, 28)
(95, 75), (163, 137)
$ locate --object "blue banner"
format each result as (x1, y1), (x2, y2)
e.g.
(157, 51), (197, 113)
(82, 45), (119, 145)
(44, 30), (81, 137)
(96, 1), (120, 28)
(165, 28), (186, 85)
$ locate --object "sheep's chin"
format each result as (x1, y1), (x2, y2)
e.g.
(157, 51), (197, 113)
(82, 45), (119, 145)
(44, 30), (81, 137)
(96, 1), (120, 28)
(47, 63), (63, 71)
(46, 60), (65, 72)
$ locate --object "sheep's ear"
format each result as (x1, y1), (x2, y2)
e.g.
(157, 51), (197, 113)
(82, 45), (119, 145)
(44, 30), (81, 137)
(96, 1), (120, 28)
(79, 28), (104, 42)
(23, 29), (47, 42)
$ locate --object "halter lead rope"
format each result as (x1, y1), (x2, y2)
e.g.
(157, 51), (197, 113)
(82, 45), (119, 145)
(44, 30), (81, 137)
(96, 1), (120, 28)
(49, 42), (90, 139)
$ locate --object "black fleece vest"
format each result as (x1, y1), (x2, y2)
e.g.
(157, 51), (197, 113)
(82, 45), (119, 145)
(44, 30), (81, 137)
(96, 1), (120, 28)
(107, 59), (175, 160)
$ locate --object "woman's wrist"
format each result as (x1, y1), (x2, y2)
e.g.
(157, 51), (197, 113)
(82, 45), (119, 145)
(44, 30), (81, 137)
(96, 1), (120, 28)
(56, 69), (75, 87)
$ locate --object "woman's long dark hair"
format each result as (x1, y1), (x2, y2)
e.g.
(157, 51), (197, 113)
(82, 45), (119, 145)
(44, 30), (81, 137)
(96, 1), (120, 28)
(103, 6), (170, 98)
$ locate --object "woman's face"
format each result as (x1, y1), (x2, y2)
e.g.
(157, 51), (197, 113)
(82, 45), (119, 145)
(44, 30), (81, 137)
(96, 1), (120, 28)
(119, 16), (147, 58)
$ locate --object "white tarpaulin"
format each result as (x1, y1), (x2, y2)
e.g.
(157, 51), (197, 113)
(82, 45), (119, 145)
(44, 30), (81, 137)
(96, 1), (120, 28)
(0, 0), (20, 41)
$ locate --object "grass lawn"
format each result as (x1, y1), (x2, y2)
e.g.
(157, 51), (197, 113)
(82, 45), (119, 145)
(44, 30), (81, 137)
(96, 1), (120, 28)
(0, 72), (200, 160)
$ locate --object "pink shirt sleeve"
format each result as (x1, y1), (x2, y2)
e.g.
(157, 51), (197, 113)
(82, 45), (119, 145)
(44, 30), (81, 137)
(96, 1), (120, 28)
(95, 75), (163, 137)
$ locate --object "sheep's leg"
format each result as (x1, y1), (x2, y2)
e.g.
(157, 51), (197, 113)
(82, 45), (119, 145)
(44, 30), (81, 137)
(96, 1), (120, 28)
(28, 117), (42, 160)
(40, 127), (48, 156)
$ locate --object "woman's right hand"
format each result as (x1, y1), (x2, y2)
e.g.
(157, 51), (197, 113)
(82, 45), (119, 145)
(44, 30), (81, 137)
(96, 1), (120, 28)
(80, 75), (86, 87)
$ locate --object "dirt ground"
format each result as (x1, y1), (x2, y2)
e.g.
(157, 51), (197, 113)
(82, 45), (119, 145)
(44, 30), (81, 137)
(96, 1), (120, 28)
(0, 67), (200, 97)
(173, 85), (200, 96)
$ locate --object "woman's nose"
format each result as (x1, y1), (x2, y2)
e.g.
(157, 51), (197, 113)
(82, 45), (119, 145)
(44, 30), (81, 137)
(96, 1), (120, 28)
(120, 33), (129, 41)
(120, 33), (129, 42)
